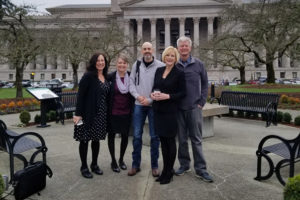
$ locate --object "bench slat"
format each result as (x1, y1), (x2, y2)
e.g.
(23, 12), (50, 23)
(263, 142), (296, 159)
(6, 130), (41, 154)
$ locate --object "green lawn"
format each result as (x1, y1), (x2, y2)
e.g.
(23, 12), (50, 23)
(0, 88), (33, 99)
(224, 85), (300, 93)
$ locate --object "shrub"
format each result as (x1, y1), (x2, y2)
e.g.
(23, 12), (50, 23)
(252, 113), (259, 119)
(19, 110), (31, 125)
(288, 97), (297, 105)
(294, 98), (300, 104)
(237, 111), (244, 118)
(34, 114), (41, 124)
(245, 112), (252, 118)
(277, 111), (283, 123)
(284, 174), (300, 200)
(280, 95), (289, 104)
(16, 101), (23, 107)
(283, 112), (292, 124)
(23, 100), (32, 107)
(66, 112), (73, 119)
(48, 110), (56, 121)
(0, 104), (7, 110)
(7, 101), (16, 109)
(32, 99), (40, 106)
(0, 174), (4, 198)
(294, 116), (300, 126)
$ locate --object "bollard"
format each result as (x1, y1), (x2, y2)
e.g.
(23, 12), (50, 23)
(211, 82), (215, 98)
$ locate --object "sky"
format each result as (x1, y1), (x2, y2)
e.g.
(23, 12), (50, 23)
(11, 0), (111, 14)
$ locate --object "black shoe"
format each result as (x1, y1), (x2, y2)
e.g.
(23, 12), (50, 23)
(111, 162), (121, 173)
(119, 160), (127, 170)
(90, 165), (103, 175)
(81, 168), (93, 179)
(160, 175), (173, 185)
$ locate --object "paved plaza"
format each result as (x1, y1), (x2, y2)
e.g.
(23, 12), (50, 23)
(0, 112), (299, 200)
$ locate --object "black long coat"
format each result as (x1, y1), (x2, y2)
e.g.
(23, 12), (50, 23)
(75, 71), (109, 129)
(152, 66), (186, 137)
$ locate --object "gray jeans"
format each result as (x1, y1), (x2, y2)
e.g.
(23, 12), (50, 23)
(177, 107), (207, 174)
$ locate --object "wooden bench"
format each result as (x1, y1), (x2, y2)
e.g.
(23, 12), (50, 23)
(0, 120), (48, 182)
(56, 91), (77, 124)
(211, 91), (280, 127)
(254, 133), (300, 185)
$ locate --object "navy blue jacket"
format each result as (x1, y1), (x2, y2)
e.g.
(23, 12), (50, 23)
(176, 56), (208, 110)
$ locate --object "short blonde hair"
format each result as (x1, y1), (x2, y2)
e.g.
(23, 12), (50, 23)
(117, 54), (129, 63)
(162, 46), (180, 63)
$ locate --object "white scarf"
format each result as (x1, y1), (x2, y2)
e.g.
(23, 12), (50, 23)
(116, 71), (129, 94)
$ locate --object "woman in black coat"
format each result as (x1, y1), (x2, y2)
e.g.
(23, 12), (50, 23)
(107, 54), (134, 173)
(150, 46), (186, 184)
(73, 53), (110, 179)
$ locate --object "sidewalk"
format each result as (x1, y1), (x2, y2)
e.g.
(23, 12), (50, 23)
(0, 112), (299, 200)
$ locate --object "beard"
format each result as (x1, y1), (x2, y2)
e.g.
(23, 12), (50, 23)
(143, 53), (152, 61)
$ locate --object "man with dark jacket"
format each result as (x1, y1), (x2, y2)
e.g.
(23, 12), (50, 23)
(175, 36), (213, 183)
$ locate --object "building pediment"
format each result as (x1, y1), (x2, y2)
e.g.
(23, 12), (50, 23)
(120, 0), (232, 7)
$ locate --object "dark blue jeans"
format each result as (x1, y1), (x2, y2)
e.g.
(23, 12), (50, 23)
(132, 105), (159, 169)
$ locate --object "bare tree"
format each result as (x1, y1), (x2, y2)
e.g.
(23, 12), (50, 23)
(219, 0), (300, 83)
(0, 1), (40, 98)
(92, 20), (139, 66)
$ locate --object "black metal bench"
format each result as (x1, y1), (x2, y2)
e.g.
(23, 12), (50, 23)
(254, 133), (300, 185)
(211, 91), (280, 127)
(0, 120), (48, 182)
(56, 91), (77, 124)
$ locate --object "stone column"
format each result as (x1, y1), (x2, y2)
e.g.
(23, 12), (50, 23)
(36, 55), (44, 70)
(273, 52), (278, 68)
(137, 19), (143, 42)
(282, 53), (291, 68)
(207, 17), (214, 41)
(179, 17), (185, 37)
(164, 18), (171, 48)
(193, 17), (200, 53)
(136, 19), (143, 58)
(150, 18), (157, 58)
(124, 19), (130, 37)
(57, 55), (64, 70)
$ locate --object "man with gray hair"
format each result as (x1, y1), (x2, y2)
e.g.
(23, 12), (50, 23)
(128, 42), (164, 177)
(175, 36), (213, 182)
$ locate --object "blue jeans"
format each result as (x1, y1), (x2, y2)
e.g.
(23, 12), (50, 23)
(132, 105), (159, 169)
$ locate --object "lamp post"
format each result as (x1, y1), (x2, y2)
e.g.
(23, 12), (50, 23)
(31, 72), (35, 87)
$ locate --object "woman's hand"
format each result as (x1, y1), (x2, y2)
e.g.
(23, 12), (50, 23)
(73, 116), (82, 125)
(151, 92), (170, 101)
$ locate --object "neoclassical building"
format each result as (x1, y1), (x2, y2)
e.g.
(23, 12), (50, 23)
(1, 0), (299, 83)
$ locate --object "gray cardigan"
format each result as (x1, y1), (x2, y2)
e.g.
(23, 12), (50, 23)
(129, 58), (164, 105)
(176, 56), (208, 110)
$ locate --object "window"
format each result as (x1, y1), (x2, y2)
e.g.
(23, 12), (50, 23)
(256, 72), (261, 79)
(280, 72), (285, 79)
(40, 74), (45, 80)
(254, 57), (259, 68)
(62, 73), (66, 80)
(292, 72), (297, 79)
(9, 74), (13, 80)
(51, 74), (56, 79)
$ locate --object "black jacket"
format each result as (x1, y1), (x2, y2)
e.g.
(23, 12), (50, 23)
(75, 72), (109, 128)
(152, 66), (186, 113)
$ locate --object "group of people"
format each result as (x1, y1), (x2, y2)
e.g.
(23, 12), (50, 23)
(72, 36), (213, 184)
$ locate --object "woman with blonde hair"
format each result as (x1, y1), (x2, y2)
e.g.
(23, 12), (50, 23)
(150, 46), (186, 184)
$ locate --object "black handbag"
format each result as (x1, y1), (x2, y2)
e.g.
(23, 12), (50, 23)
(12, 161), (53, 200)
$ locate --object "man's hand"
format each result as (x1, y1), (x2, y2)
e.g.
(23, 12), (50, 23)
(137, 96), (146, 103)
(140, 98), (150, 106)
(198, 104), (203, 109)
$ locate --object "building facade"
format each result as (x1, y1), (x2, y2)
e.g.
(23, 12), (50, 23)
(0, 0), (299, 83)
